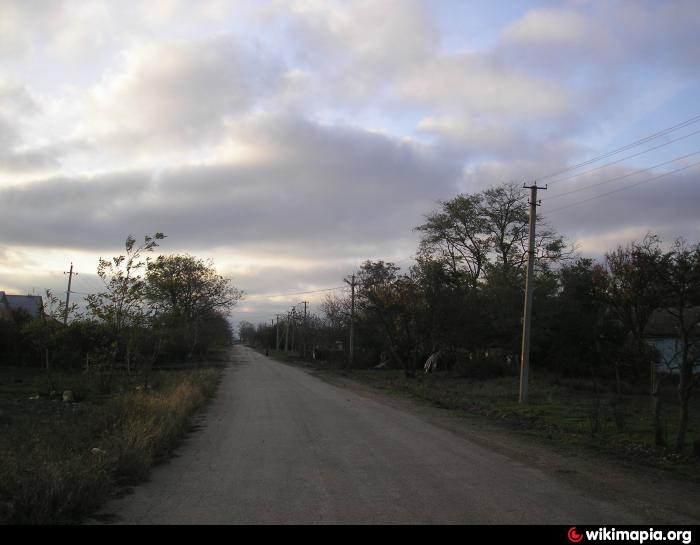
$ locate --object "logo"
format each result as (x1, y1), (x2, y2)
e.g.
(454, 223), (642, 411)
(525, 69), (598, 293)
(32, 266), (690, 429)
(568, 527), (584, 543)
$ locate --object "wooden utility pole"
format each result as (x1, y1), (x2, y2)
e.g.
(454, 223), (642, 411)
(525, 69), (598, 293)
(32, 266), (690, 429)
(291, 307), (296, 352)
(344, 274), (356, 367)
(284, 312), (290, 352)
(275, 314), (280, 351)
(519, 183), (546, 404)
(63, 262), (77, 326)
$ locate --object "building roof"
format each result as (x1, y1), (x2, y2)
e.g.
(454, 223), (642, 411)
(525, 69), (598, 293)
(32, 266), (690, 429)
(0, 292), (44, 319)
(0, 292), (10, 321)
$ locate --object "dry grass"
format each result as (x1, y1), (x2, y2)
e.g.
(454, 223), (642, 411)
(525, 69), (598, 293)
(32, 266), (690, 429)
(0, 366), (221, 524)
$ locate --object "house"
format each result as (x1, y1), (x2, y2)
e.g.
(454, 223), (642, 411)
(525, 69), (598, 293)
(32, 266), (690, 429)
(0, 291), (44, 321)
(645, 308), (700, 375)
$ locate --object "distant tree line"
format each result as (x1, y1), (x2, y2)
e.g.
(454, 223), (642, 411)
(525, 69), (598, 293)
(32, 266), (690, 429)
(1, 233), (241, 376)
(244, 183), (700, 451)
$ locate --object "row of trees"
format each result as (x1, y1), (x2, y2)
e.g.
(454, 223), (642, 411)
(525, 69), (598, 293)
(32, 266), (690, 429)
(1, 233), (241, 374)
(244, 183), (700, 451)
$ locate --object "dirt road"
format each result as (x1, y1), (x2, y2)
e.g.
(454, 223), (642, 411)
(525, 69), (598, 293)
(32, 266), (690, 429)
(95, 345), (700, 524)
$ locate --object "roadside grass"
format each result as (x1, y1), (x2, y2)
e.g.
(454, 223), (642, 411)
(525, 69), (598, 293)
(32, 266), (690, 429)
(0, 360), (224, 524)
(261, 348), (700, 479)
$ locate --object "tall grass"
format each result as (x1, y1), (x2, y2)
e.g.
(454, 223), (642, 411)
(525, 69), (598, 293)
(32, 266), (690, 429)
(0, 367), (220, 524)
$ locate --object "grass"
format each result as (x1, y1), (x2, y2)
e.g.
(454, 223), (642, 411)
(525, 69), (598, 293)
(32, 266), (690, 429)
(262, 348), (700, 479)
(0, 360), (224, 524)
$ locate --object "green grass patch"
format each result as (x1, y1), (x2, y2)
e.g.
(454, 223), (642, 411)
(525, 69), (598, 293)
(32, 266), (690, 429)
(0, 362), (223, 524)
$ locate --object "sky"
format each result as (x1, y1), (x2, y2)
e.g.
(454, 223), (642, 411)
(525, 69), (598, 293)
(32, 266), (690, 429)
(1, 0), (699, 330)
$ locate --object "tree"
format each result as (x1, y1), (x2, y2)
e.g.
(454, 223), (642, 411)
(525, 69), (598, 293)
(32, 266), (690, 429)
(411, 256), (487, 356)
(145, 254), (242, 358)
(604, 234), (666, 443)
(416, 183), (569, 283)
(416, 193), (489, 286)
(238, 321), (255, 344)
(86, 233), (165, 372)
(538, 259), (620, 379)
(482, 183), (568, 272)
(657, 238), (700, 450)
(355, 261), (424, 376)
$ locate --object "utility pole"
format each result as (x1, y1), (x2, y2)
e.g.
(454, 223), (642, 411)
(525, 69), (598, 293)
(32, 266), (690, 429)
(344, 274), (356, 368)
(301, 301), (308, 359)
(519, 183), (546, 404)
(63, 262), (77, 326)
(284, 312), (290, 352)
(291, 306), (296, 353)
(275, 314), (280, 351)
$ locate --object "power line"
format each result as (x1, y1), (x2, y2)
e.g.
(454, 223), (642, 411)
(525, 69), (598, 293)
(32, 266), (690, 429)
(533, 112), (700, 184)
(244, 286), (345, 299)
(546, 128), (700, 187)
(545, 160), (700, 215)
(545, 149), (700, 202)
(232, 310), (287, 315)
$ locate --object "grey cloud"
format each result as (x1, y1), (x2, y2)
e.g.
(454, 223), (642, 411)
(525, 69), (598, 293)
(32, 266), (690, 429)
(0, 115), (460, 259)
(496, 2), (700, 81)
(459, 157), (700, 259)
(541, 168), (700, 257)
(0, 83), (64, 173)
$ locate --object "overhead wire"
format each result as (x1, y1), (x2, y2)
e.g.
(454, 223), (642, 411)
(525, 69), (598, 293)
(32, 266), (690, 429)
(545, 127), (700, 187)
(545, 160), (700, 215)
(244, 286), (345, 299)
(545, 149), (700, 202)
(533, 112), (700, 185)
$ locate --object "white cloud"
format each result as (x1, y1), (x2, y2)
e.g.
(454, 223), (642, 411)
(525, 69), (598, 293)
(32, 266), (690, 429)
(400, 53), (572, 120)
(500, 9), (593, 48)
(83, 36), (284, 151)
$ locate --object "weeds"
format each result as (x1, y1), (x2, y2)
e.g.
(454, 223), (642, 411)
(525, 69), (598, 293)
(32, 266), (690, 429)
(0, 366), (221, 524)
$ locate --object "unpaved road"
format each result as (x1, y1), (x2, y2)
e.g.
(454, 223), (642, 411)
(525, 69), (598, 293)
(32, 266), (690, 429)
(94, 345), (700, 524)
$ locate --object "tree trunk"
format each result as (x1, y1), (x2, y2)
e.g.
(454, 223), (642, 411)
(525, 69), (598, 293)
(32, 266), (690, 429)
(675, 341), (692, 451)
(614, 360), (623, 402)
(188, 321), (200, 362)
(404, 349), (417, 378)
(651, 365), (665, 447)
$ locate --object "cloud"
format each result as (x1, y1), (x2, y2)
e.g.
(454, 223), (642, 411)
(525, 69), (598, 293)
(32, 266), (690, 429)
(500, 8), (594, 49)
(83, 36), (284, 151)
(399, 52), (572, 122)
(542, 165), (700, 253)
(2, 0), (700, 309)
(283, 0), (437, 77)
(0, 114), (460, 259)
(0, 81), (64, 174)
(0, 1), (114, 60)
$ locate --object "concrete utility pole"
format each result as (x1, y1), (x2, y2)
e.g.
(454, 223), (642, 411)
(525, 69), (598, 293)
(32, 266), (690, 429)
(344, 274), (356, 368)
(275, 314), (280, 351)
(63, 262), (77, 326)
(519, 183), (546, 404)
(301, 301), (309, 358)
